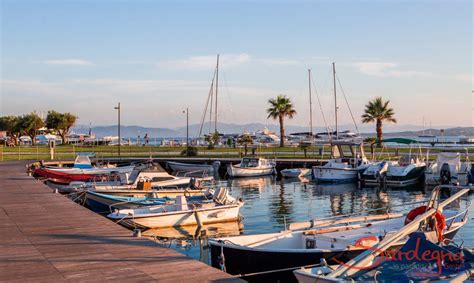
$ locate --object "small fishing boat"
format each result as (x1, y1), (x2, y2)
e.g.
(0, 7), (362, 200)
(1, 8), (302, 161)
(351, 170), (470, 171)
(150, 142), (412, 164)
(425, 151), (472, 186)
(85, 190), (212, 214)
(46, 164), (212, 193)
(40, 153), (135, 175)
(281, 168), (312, 178)
(312, 141), (371, 183)
(227, 157), (276, 178)
(167, 161), (221, 174)
(33, 154), (135, 184)
(293, 185), (471, 282)
(209, 185), (469, 281)
(107, 187), (244, 229)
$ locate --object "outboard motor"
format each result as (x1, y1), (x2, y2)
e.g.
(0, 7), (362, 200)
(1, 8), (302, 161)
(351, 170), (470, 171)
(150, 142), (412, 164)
(439, 163), (452, 185)
(439, 163), (452, 198)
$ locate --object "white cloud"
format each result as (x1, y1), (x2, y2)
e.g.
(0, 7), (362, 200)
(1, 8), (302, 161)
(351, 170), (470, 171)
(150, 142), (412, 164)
(158, 54), (251, 69)
(353, 61), (434, 78)
(43, 59), (95, 66)
(452, 74), (474, 82)
(256, 58), (301, 66)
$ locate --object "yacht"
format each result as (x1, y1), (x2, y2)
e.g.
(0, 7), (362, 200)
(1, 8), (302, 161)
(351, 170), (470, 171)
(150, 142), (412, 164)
(312, 141), (371, 183)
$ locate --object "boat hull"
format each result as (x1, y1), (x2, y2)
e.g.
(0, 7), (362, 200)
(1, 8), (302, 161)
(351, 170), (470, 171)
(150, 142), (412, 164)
(312, 167), (360, 183)
(425, 172), (470, 186)
(227, 165), (274, 178)
(110, 204), (243, 229)
(385, 165), (426, 187)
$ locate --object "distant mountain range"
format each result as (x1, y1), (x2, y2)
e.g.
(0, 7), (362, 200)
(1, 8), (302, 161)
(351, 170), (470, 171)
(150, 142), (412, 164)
(71, 122), (473, 138)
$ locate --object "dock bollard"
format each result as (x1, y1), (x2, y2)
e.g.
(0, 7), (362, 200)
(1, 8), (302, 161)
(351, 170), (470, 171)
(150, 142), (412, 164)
(133, 228), (142, 237)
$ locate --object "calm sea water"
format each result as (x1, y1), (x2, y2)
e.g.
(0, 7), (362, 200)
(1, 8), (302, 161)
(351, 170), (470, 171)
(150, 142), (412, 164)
(148, 177), (474, 266)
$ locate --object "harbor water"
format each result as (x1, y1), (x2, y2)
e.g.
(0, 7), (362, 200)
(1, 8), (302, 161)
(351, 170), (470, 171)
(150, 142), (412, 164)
(148, 177), (474, 270)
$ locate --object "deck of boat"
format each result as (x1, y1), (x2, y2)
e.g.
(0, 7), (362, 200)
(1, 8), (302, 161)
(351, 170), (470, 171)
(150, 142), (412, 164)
(0, 161), (241, 282)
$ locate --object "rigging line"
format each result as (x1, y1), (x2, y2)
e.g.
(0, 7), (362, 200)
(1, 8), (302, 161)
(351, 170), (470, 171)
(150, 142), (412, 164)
(220, 68), (236, 124)
(310, 73), (331, 137)
(198, 68), (217, 138)
(336, 73), (360, 135)
(198, 81), (212, 138)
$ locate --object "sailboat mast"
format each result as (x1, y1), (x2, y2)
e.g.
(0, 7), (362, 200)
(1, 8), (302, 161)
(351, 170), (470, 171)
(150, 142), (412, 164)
(333, 62), (338, 140)
(214, 54), (219, 133)
(308, 69), (313, 139)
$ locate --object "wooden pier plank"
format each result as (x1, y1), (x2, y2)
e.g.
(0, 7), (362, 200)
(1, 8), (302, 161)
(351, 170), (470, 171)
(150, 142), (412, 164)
(0, 161), (241, 282)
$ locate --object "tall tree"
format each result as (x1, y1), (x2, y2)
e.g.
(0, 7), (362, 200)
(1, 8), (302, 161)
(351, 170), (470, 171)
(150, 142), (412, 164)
(0, 116), (22, 145)
(266, 95), (297, 147)
(19, 113), (44, 145)
(45, 111), (77, 144)
(204, 131), (220, 149)
(361, 97), (397, 146)
(237, 134), (253, 155)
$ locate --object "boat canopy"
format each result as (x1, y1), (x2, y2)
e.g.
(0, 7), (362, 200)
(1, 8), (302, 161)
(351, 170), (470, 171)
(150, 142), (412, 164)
(330, 141), (366, 159)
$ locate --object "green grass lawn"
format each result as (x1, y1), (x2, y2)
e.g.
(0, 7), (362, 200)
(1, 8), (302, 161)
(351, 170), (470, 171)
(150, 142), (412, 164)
(0, 144), (446, 162)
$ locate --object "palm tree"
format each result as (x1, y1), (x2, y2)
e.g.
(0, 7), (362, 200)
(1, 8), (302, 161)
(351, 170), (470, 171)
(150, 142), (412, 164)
(266, 95), (297, 147)
(361, 97), (397, 146)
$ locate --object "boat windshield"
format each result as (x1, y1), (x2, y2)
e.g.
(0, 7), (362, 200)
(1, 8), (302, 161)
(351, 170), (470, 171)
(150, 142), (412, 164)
(398, 155), (413, 166)
(241, 158), (259, 168)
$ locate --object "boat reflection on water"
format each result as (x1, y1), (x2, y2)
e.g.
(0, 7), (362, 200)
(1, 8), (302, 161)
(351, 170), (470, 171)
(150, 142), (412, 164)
(227, 176), (276, 195)
(144, 221), (244, 265)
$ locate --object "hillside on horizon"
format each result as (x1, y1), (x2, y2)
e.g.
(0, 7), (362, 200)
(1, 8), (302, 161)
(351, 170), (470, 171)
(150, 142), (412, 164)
(72, 122), (474, 138)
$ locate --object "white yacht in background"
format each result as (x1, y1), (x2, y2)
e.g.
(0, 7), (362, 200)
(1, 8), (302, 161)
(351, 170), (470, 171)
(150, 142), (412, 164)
(227, 157), (276, 177)
(312, 141), (371, 183)
(425, 151), (472, 186)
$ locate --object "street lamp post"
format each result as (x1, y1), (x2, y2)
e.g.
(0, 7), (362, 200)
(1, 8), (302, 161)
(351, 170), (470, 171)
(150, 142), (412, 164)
(183, 108), (189, 155)
(114, 102), (121, 158)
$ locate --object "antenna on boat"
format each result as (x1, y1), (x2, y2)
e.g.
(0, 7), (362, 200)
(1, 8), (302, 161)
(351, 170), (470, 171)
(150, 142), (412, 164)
(308, 69), (313, 141)
(333, 62), (338, 140)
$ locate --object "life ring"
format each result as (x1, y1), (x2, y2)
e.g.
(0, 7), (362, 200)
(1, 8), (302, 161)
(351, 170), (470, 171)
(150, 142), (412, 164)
(405, 206), (446, 242)
(354, 235), (379, 248)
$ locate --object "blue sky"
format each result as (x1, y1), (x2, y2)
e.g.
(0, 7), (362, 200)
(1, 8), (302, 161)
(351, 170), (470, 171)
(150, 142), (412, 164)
(1, 0), (472, 129)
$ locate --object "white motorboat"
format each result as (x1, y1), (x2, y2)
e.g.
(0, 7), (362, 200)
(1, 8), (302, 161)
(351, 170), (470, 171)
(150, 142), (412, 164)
(227, 157), (276, 178)
(281, 168), (312, 178)
(362, 155), (426, 187)
(425, 151), (472, 186)
(312, 141), (371, 183)
(167, 161), (221, 174)
(107, 187), (244, 229)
